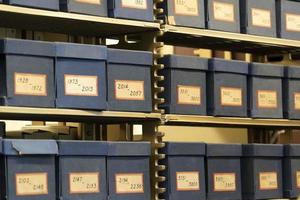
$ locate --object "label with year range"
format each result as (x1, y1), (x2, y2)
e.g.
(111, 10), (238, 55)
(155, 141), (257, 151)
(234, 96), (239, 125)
(176, 171), (200, 191)
(69, 172), (100, 194)
(259, 172), (278, 190)
(251, 8), (271, 28)
(115, 80), (145, 101)
(296, 171), (300, 188)
(294, 93), (300, 110)
(14, 73), (47, 96)
(16, 173), (48, 196)
(257, 90), (278, 108)
(213, 173), (236, 192)
(64, 74), (98, 96)
(116, 173), (144, 194)
(75, 0), (101, 4)
(213, 1), (234, 22)
(220, 87), (242, 106)
(121, 0), (147, 9)
(286, 13), (300, 32)
(177, 85), (201, 105)
(174, 0), (199, 16)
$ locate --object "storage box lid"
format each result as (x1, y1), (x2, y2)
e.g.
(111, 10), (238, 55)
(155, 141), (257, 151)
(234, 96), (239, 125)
(57, 140), (107, 156)
(284, 144), (300, 157)
(2, 139), (58, 155)
(163, 142), (205, 156)
(0, 38), (55, 57)
(55, 42), (107, 60)
(249, 63), (284, 77)
(209, 58), (248, 74)
(108, 141), (151, 156)
(161, 55), (208, 70)
(206, 144), (242, 157)
(284, 66), (300, 79)
(243, 144), (284, 157)
(107, 48), (153, 66)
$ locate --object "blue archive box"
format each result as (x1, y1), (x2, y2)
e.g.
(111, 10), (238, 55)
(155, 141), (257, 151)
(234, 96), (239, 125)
(283, 66), (300, 119)
(206, 144), (242, 200)
(242, 144), (283, 200)
(277, 0), (300, 40)
(240, 0), (277, 37)
(162, 142), (206, 200)
(57, 141), (108, 200)
(0, 38), (55, 108)
(159, 55), (208, 115)
(4, 0), (59, 10)
(0, 139), (58, 200)
(55, 42), (107, 110)
(107, 48), (152, 112)
(108, 0), (153, 21)
(283, 144), (300, 198)
(162, 0), (205, 28)
(207, 58), (248, 117)
(107, 142), (151, 200)
(60, 0), (107, 16)
(206, 0), (240, 32)
(248, 63), (284, 119)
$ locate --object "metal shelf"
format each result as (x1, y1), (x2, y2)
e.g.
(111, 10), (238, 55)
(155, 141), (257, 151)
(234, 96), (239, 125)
(164, 114), (300, 128)
(0, 4), (160, 36)
(163, 25), (300, 54)
(0, 106), (161, 122)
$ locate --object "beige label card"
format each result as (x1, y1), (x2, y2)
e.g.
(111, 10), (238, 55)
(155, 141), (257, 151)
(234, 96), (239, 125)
(177, 85), (201, 105)
(257, 90), (278, 108)
(115, 80), (145, 101)
(116, 173), (144, 194)
(296, 171), (300, 188)
(259, 172), (278, 190)
(251, 8), (271, 28)
(213, 173), (236, 192)
(221, 87), (242, 106)
(176, 172), (200, 191)
(121, 0), (147, 9)
(69, 172), (100, 194)
(16, 173), (48, 196)
(174, 0), (199, 16)
(213, 1), (234, 22)
(64, 75), (98, 96)
(286, 13), (300, 32)
(294, 93), (300, 110)
(14, 73), (47, 96)
(75, 0), (101, 5)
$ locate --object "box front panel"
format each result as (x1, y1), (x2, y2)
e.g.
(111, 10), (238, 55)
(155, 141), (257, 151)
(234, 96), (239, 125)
(7, 0), (59, 10)
(285, 80), (300, 119)
(64, 0), (108, 16)
(283, 158), (300, 198)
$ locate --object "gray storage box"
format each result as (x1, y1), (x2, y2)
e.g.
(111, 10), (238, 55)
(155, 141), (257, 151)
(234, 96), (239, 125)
(206, 0), (240, 32)
(248, 63), (284, 119)
(206, 144), (242, 200)
(4, 0), (59, 10)
(242, 144), (283, 200)
(0, 139), (58, 200)
(159, 55), (208, 115)
(60, 0), (107, 16)
(240, 0), (276, 37)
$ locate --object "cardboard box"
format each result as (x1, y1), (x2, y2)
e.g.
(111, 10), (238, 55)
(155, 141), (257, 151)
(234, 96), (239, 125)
(107, 49), (152, 112)
(248, 63), (284, 118)
(159, 55), (208, 115)
(108, 0), (153, 21)
(57, 141), (107, 200)
(240, 0), (277, 37)
(0, 139), (58, 200)
(242, 144), (283, 200)
(4, 0), (59, 10)
(206, 0), (240, 32)
(207, 58), (248, 117)
(107, 142), (151, 200)
(161, 0), (205, 28)
(0, 38), (55, 108)
(60, 0), (107, 16)
(55, 42), (107, 110)
(206, 144), (242, 200)
(162, 142), (206, 200)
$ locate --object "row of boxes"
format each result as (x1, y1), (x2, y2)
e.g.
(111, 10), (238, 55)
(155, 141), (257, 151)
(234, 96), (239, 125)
(162, 0), (300, 40)
(163, 142), (300, 200)
(160, 55), (299, 119)
(1, 0), (153, 22)
(0, 38), (152, 112)
(0, 139), (151, 200)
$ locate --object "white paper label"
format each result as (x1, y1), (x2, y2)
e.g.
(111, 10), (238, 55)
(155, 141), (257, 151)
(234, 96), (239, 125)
(257, 90), (278, 108)
(251, 8), (271, 28)
(75, 0), (101, 5)
(176, 172), (200, 191)
(286, 13), (300, 32)
(213, 1), (234, 22)
(16, 173), (48, 196)
(121, 0), (147, 9)
(220, 87), (242, 106)
(296, 171), (300, 188)
(259, 172), (278, 190)
(69, 172), (100, 194)
(213, 173), (236, 192)
(294, 93), (300, 110)
(64, 74), (98, 96)
(177, 85), (201, 105)
(116, 173), (144, 194)
(115, 80), (145, 101)
(14, 73), (47, 96)
(174, 0), (199, 16)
